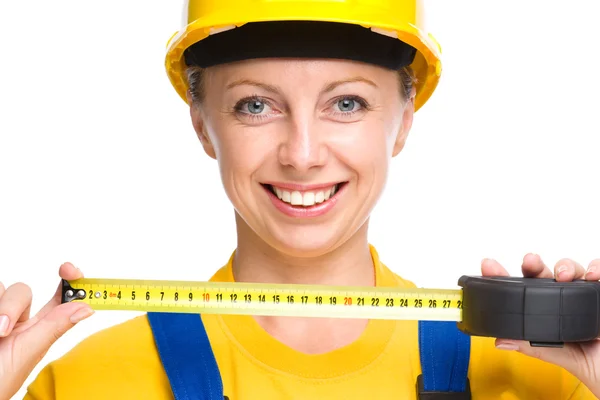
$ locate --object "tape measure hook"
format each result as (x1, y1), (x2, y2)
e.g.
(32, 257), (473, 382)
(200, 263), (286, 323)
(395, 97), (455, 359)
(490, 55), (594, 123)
(61, 279), (86, 303)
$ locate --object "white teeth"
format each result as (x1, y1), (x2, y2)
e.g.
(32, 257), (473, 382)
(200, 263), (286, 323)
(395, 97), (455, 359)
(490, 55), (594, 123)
(315, 191), (325, 203)
(303, 192), (315, 206)
(290, 191), (303, 205)
(271, 184), (341, 207)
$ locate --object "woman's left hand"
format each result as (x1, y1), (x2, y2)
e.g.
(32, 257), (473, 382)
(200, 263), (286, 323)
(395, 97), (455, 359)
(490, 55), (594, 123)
(482, 254), (600, 396)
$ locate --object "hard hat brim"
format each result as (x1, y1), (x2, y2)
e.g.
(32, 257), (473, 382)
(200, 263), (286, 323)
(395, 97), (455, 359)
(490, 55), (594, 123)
(183, 21), (417, 72)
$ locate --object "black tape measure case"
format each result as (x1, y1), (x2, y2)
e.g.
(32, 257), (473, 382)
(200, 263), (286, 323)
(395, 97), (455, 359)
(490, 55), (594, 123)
(458, 276), (600, 346)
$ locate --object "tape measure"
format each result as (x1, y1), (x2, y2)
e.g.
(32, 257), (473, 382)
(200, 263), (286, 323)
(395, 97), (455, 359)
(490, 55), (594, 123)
(61, 277), (463, 321)
(62, 275), (600, 346)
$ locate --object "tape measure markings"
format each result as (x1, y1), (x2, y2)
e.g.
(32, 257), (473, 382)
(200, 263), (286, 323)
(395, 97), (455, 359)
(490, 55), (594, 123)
(62, 278), (463, 321)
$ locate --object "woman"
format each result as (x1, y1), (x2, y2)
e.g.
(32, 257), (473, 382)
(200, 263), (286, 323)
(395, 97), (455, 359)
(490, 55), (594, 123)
(2, 1), (600, 399)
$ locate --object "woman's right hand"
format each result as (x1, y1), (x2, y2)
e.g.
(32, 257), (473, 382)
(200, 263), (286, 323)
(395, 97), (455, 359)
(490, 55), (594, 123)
(0, 262), (94, 400)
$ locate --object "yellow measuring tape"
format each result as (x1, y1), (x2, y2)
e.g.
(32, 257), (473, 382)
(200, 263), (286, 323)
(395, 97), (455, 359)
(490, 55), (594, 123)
(62, 278), (463, 321)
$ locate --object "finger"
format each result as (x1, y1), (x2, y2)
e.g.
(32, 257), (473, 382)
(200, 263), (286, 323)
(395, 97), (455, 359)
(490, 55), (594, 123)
(0, 282), (5, 336)
(17, 302), (93, 364)
(0, 282), (32, 337)
(585, 259), (600, 281)
(481, 258), (510, 276)
(58, 262), (84, 281)
(35, 262), (84, 321)
(521, 253), (553, 278)
(554, 258), (586, 282)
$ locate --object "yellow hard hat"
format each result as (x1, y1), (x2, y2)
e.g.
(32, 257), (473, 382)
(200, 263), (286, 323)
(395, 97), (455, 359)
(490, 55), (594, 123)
(165, 0), (442, 111)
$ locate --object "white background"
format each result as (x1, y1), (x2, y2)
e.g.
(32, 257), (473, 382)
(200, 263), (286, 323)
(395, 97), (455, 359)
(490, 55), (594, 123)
(1, 1), (599, 398)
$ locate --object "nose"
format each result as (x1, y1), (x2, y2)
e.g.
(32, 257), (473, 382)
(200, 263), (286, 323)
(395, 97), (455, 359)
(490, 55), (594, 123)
(277, 118), (328, 172)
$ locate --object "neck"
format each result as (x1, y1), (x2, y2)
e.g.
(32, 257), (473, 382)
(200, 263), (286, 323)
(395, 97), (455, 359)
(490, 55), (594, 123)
(232, 213), (375, 287)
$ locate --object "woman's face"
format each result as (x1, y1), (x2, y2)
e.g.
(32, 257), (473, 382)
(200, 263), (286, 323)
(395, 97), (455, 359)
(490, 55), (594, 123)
(190, 58), (414, 257)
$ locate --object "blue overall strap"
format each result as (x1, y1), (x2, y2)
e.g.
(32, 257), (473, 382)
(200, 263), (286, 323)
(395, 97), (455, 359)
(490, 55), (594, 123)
(417, 320), (471, 399)
(147, 312), (224, 400)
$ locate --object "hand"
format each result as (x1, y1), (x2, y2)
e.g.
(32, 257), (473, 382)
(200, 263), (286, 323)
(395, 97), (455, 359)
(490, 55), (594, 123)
(0, 263), (94, 400)
(482, 254), (600, 397)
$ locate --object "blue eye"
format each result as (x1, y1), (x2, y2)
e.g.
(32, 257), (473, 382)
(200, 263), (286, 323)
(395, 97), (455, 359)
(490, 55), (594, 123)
(328, 96), (369, 121)
(246, 100), (265, 114)
(337, 98), (357, 112)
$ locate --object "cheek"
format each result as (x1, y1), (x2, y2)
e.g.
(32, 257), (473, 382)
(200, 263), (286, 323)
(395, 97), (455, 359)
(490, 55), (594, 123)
(209, 121), (274, 194)
(331, 117), (394, 181)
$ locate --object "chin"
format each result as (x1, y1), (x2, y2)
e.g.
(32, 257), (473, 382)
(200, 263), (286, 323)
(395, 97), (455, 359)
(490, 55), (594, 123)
(263, 223), (356, 259)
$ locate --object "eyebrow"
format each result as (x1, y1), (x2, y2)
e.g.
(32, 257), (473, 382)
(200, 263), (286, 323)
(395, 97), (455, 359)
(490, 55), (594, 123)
(322, 77), (378, 93)
(225, 76), (378, 94)
(225, 79), (281, 93)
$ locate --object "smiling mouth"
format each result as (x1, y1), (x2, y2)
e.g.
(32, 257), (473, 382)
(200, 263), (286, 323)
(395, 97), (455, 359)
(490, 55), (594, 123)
(261, 182), (347, 207)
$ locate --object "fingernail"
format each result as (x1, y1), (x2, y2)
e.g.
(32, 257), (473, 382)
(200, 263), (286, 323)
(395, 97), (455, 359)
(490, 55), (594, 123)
(0, 315), (9, 336)
(496, 341), (519, 351)
(70, 307), (94, 324)
(557, 264), (569, 278)
(586, 265), (597, 277)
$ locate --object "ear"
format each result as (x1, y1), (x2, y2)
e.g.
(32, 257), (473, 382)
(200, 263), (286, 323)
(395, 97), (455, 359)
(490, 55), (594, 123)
(187, 90), (217, 160)
(392, 87), (416, 157)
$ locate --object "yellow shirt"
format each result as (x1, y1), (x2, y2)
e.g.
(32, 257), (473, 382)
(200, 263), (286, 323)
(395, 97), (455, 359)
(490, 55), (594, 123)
(25, 246), (596, 399)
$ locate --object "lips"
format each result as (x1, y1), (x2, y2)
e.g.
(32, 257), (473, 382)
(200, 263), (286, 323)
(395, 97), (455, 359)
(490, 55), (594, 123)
(261, 182), (348, 217)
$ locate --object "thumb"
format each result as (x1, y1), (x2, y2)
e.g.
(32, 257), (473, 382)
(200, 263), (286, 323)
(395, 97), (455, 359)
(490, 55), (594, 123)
(18, 302), (94, 363)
